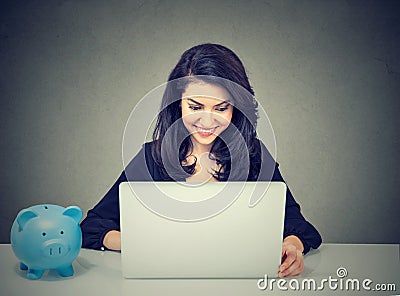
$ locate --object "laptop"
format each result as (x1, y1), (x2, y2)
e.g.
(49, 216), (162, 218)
(119, 181), (286, 279)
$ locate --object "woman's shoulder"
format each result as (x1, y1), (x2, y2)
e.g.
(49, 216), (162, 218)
(254, 138), (280, 181)
(141, 140), (158, 167)
(123, 140), (160, 181)
(143, 140), (157, 159)
(256, 138), (277, 164)
(142, 140), (170, 181)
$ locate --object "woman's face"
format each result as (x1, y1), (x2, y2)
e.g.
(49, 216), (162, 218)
(181, 82), (233, 152)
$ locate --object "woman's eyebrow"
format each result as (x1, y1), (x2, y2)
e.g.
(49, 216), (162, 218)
(187, 98), (204, 106)
(187, 98), (231, 106)
(214, 100), (231, 106)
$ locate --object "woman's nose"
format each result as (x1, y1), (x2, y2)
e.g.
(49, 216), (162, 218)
(199, 111), (214, 126)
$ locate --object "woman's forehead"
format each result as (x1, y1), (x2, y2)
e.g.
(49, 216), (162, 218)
(182, 82), (231, 102)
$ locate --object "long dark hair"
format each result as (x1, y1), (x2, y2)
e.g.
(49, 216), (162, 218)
(151, 43), (261, 181)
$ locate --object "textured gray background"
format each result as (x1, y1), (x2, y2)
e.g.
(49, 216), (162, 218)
(1, 0), (399, 244)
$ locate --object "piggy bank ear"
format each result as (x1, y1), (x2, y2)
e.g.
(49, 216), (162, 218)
(17, 209), (38, 231)
(62, 206), (83, 223)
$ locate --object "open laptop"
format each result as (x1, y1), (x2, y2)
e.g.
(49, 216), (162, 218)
(119, 181), (286, 279)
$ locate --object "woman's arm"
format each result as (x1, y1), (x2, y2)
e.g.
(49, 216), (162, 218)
(257, 141), (321, 276)
(271, 164), (322, 277)
(80, 144), (154, 250)
(279, 173), (322, 254)
(80, 172), (126, 250)
(259, 141), (322, 253)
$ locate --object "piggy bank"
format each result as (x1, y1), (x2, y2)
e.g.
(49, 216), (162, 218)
(10, 204), (83, 280)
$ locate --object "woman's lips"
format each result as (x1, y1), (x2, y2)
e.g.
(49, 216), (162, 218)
(193, 125), (217, 137)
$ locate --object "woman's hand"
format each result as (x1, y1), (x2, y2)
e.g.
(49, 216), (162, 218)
(103, 230), (121, 251)
(279, 235), (304, 277)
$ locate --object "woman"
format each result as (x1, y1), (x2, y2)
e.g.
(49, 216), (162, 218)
(81, 43), (322, 277)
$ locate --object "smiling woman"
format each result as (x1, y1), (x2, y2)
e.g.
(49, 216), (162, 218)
(180, 83), (234, 181)
(182, 95), (233, 146)
(80, 43), (322, 278)
(182, 90), (233, 149)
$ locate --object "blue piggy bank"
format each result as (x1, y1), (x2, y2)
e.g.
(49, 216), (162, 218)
(10, 204), (82, 280)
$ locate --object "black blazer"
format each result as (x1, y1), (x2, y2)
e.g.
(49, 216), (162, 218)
(80, 141), (322, 253)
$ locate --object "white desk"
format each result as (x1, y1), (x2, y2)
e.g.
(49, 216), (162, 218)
(0, 244), (399, 296)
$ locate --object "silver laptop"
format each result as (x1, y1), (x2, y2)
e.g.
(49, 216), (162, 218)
(119, 181), (286, 279)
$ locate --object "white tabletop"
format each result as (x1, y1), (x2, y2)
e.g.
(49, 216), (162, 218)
(0, 244), (399, 296)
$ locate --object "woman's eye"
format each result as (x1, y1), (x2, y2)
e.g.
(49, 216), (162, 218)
(188, 105), (202, 111)
(216, 106), (229, 112)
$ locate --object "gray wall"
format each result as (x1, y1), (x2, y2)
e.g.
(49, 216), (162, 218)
(1, 0), (399, 244)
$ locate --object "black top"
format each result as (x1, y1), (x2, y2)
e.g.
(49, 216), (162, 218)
(80, 141), (322, 254)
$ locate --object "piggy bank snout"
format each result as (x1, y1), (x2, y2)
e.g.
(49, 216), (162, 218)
(42, 239), (70, 258)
